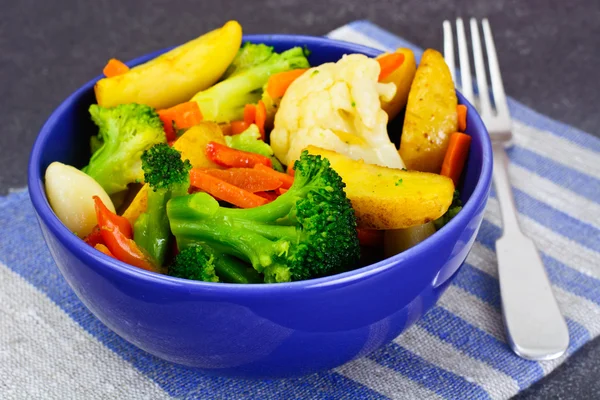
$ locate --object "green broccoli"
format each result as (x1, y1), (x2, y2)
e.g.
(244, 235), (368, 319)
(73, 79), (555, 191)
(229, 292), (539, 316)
(133, 143), (191, 265)
(222, 42), (275, 79)
(190, 45), (310, 123)
(434, 190), (463, 230)
(169, 244), (261, 284)
(224, 124), (284, 172)
(167, 150), (360, 283)
(83, 103), (166, 195)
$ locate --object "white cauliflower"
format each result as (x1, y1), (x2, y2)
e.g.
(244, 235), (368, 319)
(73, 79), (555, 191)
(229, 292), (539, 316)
(270, 53), (405, 169)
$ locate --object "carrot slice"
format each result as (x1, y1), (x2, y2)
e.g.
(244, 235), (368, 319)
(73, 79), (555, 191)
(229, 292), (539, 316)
(457, 104), (468, 132)
(254, 163), (294, 189)
(189, 169), (268, 208)
(440, 132), (472, 186)
(254, 191), (278, 202)
(158, 102), (203, 141)
(103, 58), (130, 78)
(205, 142), (272, 168)
(266, 69), (309, 99)
(377, 53), (405, 81)
(277, 187), (288, 195)
(219, 123), (233, 136)
(94, 243), (116, 258)
(255, 100), (267, 140)
(357, 228), (384, 247)
(244, 104), (257, 125)
(230, 120), (250, 135)
(287, 163), (296, 177)
(205, 168), (283, 192)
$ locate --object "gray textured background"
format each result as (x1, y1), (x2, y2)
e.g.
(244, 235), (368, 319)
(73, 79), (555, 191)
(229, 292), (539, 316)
(2, 0), (599, 398)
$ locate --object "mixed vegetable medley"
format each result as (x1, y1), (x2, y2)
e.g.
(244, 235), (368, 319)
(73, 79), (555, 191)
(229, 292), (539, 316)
(44, 21), (471, 284)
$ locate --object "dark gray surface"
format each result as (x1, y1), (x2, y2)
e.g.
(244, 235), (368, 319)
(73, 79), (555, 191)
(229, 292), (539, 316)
(2, 0), (598, 398)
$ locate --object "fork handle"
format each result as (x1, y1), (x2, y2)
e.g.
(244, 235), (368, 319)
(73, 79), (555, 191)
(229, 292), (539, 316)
(492, 142), (522, 236)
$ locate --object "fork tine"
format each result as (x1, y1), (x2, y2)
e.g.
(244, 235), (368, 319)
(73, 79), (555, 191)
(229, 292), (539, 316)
(482, 18), (510, 117)
(442, 20), (456, 83)
(470, 18), (492, 117)
(456, 18), (474, 104)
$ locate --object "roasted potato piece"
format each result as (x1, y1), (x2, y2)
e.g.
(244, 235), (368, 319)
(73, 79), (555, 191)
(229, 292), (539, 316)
(95, 21), (242, 109)
(172, 122), (227, 169)
(306, 146), (454, 229)
(384, 223), (437, 257)
(399, 49), (457, 173)
(378, 48), (417, 120)
(122, 184), (149, 226)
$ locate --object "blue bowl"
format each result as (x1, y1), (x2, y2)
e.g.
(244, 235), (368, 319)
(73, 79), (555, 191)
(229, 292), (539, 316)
(28, 34), (493, 378)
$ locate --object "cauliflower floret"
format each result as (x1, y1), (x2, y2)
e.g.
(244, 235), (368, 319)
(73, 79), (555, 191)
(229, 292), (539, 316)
(270, 53), (405, 169)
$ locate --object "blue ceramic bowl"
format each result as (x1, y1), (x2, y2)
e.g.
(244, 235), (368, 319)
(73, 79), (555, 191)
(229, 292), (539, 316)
(28, 35), (493, 378)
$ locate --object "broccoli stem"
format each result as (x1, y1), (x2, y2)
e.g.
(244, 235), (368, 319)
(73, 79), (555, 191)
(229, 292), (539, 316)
(133, 189), (171, 264)
(213, 254), (262, 284)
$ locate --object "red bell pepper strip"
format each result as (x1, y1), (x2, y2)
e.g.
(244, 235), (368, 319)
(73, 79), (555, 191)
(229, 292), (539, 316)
(205, 141), (272, 168)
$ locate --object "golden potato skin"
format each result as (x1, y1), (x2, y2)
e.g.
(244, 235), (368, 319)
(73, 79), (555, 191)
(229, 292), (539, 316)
(95, 21), (242, 109)
(399, 49), (458, 173)
(172, 122), (227, 169)
(306, 146), (454, 229)
(122, 184), (149, 226)
(378, 48), (417, 120)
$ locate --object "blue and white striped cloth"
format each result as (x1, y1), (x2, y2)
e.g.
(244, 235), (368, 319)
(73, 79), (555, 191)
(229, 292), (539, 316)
(2, 21), (599, 399)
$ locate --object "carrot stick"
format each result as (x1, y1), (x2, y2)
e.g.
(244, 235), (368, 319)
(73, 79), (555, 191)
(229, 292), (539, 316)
(357, 228), (384, 247)
(205, 141), (272, 169)
(103, 58), (130, 78)
(218, 123), (233, 136)
(377, 53), (405, 81)
(190, 169), (268, 208)
(244, 104), (256, 125)
(266, 69), (309, 99)
(230, 120), (250, 135)
(277, 187), (288, 195)
(158, 102), (203, 141)
(287, 163), (295, 177)
(457, 104), (468, 132)
(255, 100), (267, 140)
(254, 163), (294, 189)
(440, 132), (472, 186)
(254, 191), (278, 202)
(205, 168), (283, 192)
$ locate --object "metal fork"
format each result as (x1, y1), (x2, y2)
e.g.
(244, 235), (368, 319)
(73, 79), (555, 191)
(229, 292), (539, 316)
(443, 18), (569, 360)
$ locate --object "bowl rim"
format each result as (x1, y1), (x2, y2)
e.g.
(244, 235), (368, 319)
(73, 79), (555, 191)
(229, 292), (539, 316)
(28, 33), (493, 294)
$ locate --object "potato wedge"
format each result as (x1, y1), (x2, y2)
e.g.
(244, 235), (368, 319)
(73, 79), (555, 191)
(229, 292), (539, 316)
(172, 122), (227, 169)
(122, 184), (149, 226)
(399, 49), (457, 173)
(306, 146), (454, 229)
(95, 21), (242, 109)
(378, 48), (417, 120)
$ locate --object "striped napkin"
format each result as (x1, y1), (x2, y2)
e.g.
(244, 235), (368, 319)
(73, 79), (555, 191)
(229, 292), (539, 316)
(2, 21), (599, 400)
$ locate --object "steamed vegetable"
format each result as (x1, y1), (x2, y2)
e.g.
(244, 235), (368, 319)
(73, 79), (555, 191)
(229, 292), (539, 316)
(306, 146), (454, 229)
(133, 144), (191, 265)
(172, 122), (227, 169)
(378, 48), (417, 120)
(83, 103), (166, 195)
(190, 44), (310, 123)
(434, 190), (463, 230)
(270, 54), (404, 169)
(167, 151), (360, 282)
(45, 162), (115, 237)
(384, 222), (437, 257)
(399, 49), (458, 173)
(95, 21), (242, 109)
(224, 124), (284, 171)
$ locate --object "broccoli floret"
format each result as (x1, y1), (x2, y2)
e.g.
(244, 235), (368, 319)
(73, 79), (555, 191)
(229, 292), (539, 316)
(190, 46), (310, 123)
(224, 124), (284, 172)
(434, 190), (463, 230)
(222, 42), (275, 79)
(169, 244), (262, 284)
(167, 150), (360, 283)
(83, 103), (166, 195)
(133, 144), (191, 264)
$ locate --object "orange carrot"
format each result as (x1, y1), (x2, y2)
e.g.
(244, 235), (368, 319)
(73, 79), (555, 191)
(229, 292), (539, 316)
(266, 68), (309, 99)
(205, 141), (272, 169)
(189, 169), (268, 209)
(158, 102), (203, 141)
(287, 163), (296, 177)
(254, 191), (278, 202)
(205, 168), (283, 192)
(94, 243), (116, 258)
(457, 104), (468, 132)
(255, 100), (267, 140)
(219, 123), (233, 136)
(230, 120), (250, 135)
(103, 58), (129, 78)
(377, 53), (405, 81)
(254, 163), (294, 189)
(277, 187), (288, 195)
(357, 228), (384, 247)
(440, 132), (472, 186)
(244, 104), (257, 125)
